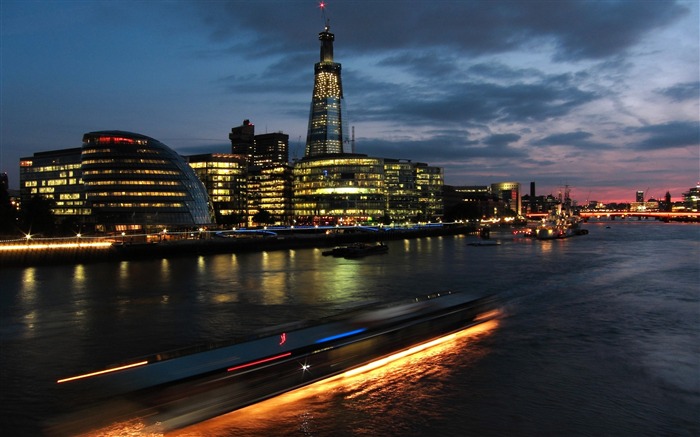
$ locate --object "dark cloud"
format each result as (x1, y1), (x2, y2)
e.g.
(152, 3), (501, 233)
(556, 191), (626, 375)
(348, 75), (597, 126)
(190, 1), (689, 62)
(633, 121), (700, 150)
(484, 133), (520, 147)
(378, 52), (460, 78)
(467, 62), (544, 82)
(358, 130), (527, 163)
(533, 131), (611, 150)
(656, 81), (700, 102)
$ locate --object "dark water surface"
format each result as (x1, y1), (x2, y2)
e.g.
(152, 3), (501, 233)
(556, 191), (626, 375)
(1, 221), (698, 436)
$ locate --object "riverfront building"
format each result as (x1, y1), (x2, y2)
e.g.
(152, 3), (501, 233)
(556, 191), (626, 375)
(682, 185), (699, 211)
(249, 164), (294, 225)
(19, 148), (90, 221)
(292, 155), (443, 225)
(226, 120), (294, 226)
(19, 131), (213, 233)
(187, 153), (248, 226)
(80, 131), (212, 232)
(491, 182), (521, 216)
(293, 154), (385, 225)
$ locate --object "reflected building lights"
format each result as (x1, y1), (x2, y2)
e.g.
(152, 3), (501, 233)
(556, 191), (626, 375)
(72, 264), (86, 284)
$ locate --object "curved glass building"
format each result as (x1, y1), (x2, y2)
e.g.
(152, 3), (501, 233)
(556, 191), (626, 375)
(81, 131), (212, 230)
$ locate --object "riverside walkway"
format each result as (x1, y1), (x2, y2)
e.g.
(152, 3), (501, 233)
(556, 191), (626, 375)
(0, 224), (475, 268)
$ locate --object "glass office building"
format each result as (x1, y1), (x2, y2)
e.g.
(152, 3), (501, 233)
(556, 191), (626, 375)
(305, 23), (347, 157)
(187, 153), (248, 226)
(19, 148), (91, 220)
(293, 154), (385, 225)
(81, 131), (212, 231)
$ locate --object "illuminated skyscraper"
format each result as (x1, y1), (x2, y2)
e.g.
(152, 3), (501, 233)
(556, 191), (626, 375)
(305, 22), (346, 157)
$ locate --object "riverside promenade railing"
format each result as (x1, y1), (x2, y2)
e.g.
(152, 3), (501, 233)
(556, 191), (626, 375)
(0, 223), (475, 268)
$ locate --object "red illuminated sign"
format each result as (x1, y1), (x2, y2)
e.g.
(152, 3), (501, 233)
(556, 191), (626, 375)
(96, 136), (135, 144)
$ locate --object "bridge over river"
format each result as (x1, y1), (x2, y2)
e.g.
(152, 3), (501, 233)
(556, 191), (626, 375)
(526, 211), (700, 222)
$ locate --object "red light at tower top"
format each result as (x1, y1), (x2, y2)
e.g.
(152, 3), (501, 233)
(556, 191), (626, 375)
(319, 1), (329, 29)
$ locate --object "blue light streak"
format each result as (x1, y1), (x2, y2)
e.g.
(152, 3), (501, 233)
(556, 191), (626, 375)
(315, 328), (366, 344)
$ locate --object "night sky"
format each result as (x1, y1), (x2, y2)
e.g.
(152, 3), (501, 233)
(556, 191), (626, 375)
(1, 0), (698, 203)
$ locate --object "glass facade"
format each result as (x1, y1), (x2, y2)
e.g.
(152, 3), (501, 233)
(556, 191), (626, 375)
(293, 155), (385, 225)
(305, 24), (346, 157)
(187, 153), (248, 226)
(384, 159), (419, 222)
(254, 132), (289, 167)
(19, 148), (91, 218)
(249, 165), (294, 226)
(81, 131), (212, 230)
(416, 164), (444, 221)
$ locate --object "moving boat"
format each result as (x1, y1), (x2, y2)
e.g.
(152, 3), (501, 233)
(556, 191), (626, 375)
(343, 242), (389, 258)
(49, 292), (499, 435)
(321, 242), (368, 257)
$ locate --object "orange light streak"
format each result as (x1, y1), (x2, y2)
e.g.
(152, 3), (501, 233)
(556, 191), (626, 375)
(57, 360), (149, 384)
(0, 242), (112, 251)
(474, 309), (501, 321)
(345, 335), (455, 377)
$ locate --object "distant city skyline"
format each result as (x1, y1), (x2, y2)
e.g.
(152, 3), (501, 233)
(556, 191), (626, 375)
(1, 1), (698, 202)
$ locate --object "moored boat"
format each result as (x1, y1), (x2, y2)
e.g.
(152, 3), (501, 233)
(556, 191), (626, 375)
(534, 187), (586, 240)
(343, 242), (389, 258)
(322, 242), (369, 257)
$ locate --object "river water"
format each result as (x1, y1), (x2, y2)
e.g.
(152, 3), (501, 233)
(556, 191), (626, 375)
(1, 221), (698, 436)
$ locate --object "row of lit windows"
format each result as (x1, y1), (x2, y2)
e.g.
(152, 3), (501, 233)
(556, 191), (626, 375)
(55, 200), (85, 206)
(83, 169), (179, 176)
(82, 147), (160, 155)
(82, 148), (113, 155)
(88, 191), (186, 197)
(296, 158), (382, 168)
(86, 180), (180, 186)
(211, 189), (232, 195)
(53, 208), (92, 215)
(295, 180), (384, 188)
(189, 163), (246, 171)
(22, 163), (81, 172)
(91, 202), (185, 208)
(82, 158), (169, 165)
(59, 193), (82, 200)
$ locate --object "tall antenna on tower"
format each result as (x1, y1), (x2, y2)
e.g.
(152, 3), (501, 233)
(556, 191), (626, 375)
(319, 2), (328, 27)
